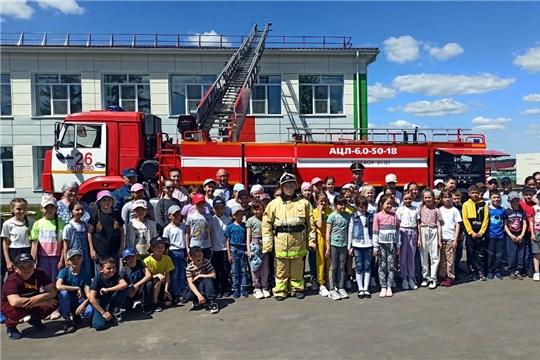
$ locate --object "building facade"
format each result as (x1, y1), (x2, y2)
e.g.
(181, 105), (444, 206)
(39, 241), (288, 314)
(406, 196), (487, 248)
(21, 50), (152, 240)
(0, 32), (379, 203)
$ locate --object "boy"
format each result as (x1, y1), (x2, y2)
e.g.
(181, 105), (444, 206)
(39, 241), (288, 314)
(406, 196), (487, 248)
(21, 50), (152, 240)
(504, 192), (528, 279)
(143, 237), (174, 312)
(56, 249), (93, 333)
(162, 205), (187, 303)
(89, 257), (129, 331)
(119, 248), (154, 314)
(186, 193), (213, 260)
(210, 198), (232, 298)
(183, 246), (219, 314)
(486, 190), (506, 279)
(520, 187), (536, 278)
(226, 205), (248, 298)
(1, 253), (58, 339)
(247, 200), (271, 299)
(532, 190), (540, 281)
(462, 185), (489, 281)
(155, 179), (181, 235)
(438, 190), (462, 287)
(451, 190), (466, 277)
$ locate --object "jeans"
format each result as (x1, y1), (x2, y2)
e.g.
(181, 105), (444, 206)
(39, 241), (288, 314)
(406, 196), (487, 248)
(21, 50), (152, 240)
(507, 235), (524, 273)
(486, 237), (504, 274)
(230, 245), (248, 291)
(308, 249), (317, 280)
(523, 233), (533, 272)
(331, 245), (347, 289)
(124, 282), (153, 308)
(211, 250), (230, 293)
(466, 235), (486, 275)
(183, 278), (217, 303)
(353, 247), (372, 274)
(92, 288), (130, 331)
(169, 249), (187, 297)
(58, 290), (93, 321)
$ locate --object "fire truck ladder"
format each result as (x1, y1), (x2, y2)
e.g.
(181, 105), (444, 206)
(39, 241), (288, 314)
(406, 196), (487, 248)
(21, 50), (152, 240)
(192, 23), (271, 141)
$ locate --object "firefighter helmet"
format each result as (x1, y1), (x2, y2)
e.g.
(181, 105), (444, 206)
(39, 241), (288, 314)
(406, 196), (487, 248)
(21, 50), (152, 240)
(279, 172), (297, 186)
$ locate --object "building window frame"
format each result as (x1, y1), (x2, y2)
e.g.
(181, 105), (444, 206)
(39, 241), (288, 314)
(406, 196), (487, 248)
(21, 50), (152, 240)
(169, 74), (217, 116)
(32, 146), (48, 191)
(1, 73), (12, 117)
(33, 73), (82, 116)
(299, 74), (344, 115)
(249, 75), (282, 115)
(0, 146), (14, 191)
(103, 74), (151, 113)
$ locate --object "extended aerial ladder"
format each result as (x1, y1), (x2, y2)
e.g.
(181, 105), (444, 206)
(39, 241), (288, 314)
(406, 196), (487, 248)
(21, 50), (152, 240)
(185, 23), (272, 142)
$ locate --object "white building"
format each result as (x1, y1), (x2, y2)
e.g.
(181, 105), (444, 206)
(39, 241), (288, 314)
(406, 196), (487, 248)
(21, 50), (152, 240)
(0, 31), (379, 203)
(516, 153), (540, 185)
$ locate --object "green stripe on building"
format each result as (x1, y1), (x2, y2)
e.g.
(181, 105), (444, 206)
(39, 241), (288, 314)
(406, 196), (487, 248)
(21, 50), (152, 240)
(359, 73), (368, 131)
(353, 73), (359, 130)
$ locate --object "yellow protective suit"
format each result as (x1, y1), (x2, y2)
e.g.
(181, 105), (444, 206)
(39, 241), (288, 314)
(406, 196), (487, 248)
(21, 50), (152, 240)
(262, 196), (316, 298)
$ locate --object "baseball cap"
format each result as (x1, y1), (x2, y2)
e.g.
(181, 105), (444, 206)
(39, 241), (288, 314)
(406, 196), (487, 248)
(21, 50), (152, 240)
(132, 199), (147, 210)
(13, 253), (34, 267)
(121, 248), (136, 259)
(41, 195), (57, 208)
(475, 182), (487, 189)
(96, 190), (115, 204)
(237, 190), (250, 198)
(434, 179), (444, 187)
(203, 178), (216, 187)
(501, 177), (511, 184)
(233, 183), (245, 192)
(507, 191), (520, 201)
(167, 205), (182, 215)
(149, 236), (170, 251)
(433, 189), (441, 197)
(214, 189), (225, 199)
(301, 181), (311, 191)
(230, 204), (244, 215)
(486, 176), (497, 183)
(522, 186), (535, 194)
(385, 174), (397, 183)
(311, 177), (323, 185)
(130, 183), (144, 192)
(122, 168), (138, 177)
(189, 246), (203, 256)
(342, 183), (355, 190)
(259, 193), (271, 200)
(67, 248), (83, 260)
(213, 198), (225, 207)
(192, 193), (206, 204)
(250, 184), (264, 195)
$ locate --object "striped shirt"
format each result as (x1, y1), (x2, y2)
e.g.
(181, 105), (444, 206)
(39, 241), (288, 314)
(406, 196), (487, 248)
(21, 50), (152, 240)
(372, 212), (401, 249)
(185, 258), (214, 280)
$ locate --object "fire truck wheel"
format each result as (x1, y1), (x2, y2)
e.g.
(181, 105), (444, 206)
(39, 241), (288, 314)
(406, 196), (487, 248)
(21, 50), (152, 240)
(81, 190), (99, 205)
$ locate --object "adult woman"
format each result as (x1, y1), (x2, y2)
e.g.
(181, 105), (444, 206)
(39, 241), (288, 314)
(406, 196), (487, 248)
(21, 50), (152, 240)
(56, 182), (91, 223)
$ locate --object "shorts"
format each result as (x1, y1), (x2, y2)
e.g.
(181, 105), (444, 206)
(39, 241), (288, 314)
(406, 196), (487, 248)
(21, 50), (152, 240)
(532, 231), (540, 254)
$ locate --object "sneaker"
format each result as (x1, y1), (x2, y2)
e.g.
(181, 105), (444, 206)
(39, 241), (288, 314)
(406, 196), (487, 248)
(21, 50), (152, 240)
(440, 279), (450, 287)
(241, 290), (249, 298)
(428, 280), (437, 290)
(209, 301), (219, 314)
(402, 279), (409, 290)
(6, 327), (23, 340)
(364, 290), (372, 299)
(469, 274), (477, 281)
(370, 277), (376, 287)
(217, 293), (223, 299)
(421, 279), (429, 287)
(113, 310), (124, 323)
(533, 273), (540, 282)
(28, 315), (46, 331)
(408, 279), (418, 290)
(338, 288), (349, 299)
(479, 273), (487, 281)
(295, 291), (305, 299)
(379, 288), (387, 298)
(48, 310), (61, 321)
(319, 285), (330, 297)
(142, 304), (154, 314)
(223, 291), (231, 298)
(311, 279), (319, 291)
(386, 287), (393, 297)
(358, 291), (365, 299)
(516, 273), (524, 280)
(275, 296), (286, 301)
(495, 272), (503, 280)
(72, 314), (82, 324)
(487, 272), (494, 280)
(446, 279), (454, 287)
(328, 290), (341, 301)
(262, 288), (272, 298)
(527, 268), (534, 278)
(254, 289), (264, 299)
(154, 305), (163, 313)
(232, 290), (240, 299)
(63, 321), (75, 333)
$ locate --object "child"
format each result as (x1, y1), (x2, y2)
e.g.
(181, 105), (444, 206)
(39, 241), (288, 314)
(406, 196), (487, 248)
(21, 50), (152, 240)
(361, 185), (377, 215)
(89, 257), (129, 331)
(486, 190), (506, 280)
(451, 190), (466, 276)
(56, 249), (93, 333)
(88, 190), (125, 269)
(226, 206), (248, 298)
(63, 201), (92, 276)
(314, 192), (333, 297)
(532, 190), (540, 281)
(520, 187), (536, 278)
(155, 179), (181, 235)
(462, 185), (489, 281)
(324, 176), (340, 206)
(125, 199), (157, 256)
(418, 188), (443, 289)
(119, 248), (154, 314)
(395, 190), (420, 290)
(348, 196), (374, 299)
(301, 182), (314, 206)
(210, 198), (232, 298)
(183, 246), (219, 314)
(405, 182), (422, 208)
(326, 196), (351, 300)
(433, 189), (442, 207)
(246, 200), (270, 299)
(162, 205), (187, 303)
(504, 192), (527, 279)
(121, 183), (155, 225)
(2, 198), (34, 273)
(438, 190), (462, 287)
(373, 195), (401, 298)
(143, 237), (175, 312)
(185, 193), (213, 260)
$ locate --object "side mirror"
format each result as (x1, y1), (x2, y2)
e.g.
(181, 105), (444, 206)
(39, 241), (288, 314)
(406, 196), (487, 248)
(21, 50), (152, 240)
(54, 122), (61, 150)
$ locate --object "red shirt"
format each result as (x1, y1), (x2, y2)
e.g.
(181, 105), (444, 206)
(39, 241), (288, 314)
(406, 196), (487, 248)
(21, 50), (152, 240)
(1, 268), (52, 304)
(520, 200), (535, 233)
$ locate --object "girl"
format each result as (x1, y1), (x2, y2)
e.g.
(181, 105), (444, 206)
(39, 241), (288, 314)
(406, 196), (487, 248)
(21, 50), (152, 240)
(121, 183), (155, 225)
(348, 196), (374, 299)
(324, 176), (340, 206)
(373, 195), (400, 298)
(380, 186), (400, 209)
(313, 192), (333, 297)
(396, 190), (420, 290)
(2, 198), (33, 273)
(126, 199), (157, 255)
(155, 179), (181, 235)
(88, 190), (125, 269)
(301, 182), (315, 207)
(439, 190), (462, 286)
(418, 188), (443, 289)
(361, 184), (378, 215)
(405, 182), (422, 208)
(246, 200), (270, 299)
(63, 201), (92, 276)
(30, 195), (66, 281)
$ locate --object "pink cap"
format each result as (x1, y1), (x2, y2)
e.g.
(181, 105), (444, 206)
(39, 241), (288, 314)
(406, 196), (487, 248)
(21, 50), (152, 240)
(311, 177), (323, 185)
(130, 183), (144, 192)
(192, 193), (206, 204)
(301, 182), (311, 190)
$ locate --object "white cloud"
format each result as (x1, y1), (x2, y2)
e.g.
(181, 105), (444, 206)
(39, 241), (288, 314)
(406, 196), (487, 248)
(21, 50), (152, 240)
(513, 46), (540, 73)
(382, 36), (420, 63)
(367, 83), (396, 104)
(392, 73), (515, 96)
(388, 120), (421, 128)
(388, 98), (468, 117)
(1, 0), (35, 19)
(473, 124), (506, 131)
(471, 116), (512, 131)
(0, 0), (84, 20)
(425, 43), (464, 61)
(523, 93), (540, 102)
(187, 30), (232, 47)
(36, 0), (84, 15)
(520, 108), (540, 115)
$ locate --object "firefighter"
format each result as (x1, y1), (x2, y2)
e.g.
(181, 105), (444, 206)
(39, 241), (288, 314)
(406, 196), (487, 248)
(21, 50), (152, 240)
(262, 173), (316, 301)
(350, 161), (365, 191)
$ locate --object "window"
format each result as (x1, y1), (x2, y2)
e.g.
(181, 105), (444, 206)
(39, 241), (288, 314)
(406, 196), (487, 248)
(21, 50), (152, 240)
(33, 146), (48, 190)
(299, 75), (344, 115)
(1, 74), (11, 116)
(249, 75), (281, 115)
(170, 75), (217, 115)
(34, 74), (82, 116)
(104, 74), (151, 113)
(0, 146), (14, 190)
(59, 124), (102, 148)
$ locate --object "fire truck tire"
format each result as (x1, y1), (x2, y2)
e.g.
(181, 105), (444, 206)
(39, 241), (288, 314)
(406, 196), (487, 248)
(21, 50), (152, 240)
(81, 190), (99, 206)
(140, 160), (159, 180)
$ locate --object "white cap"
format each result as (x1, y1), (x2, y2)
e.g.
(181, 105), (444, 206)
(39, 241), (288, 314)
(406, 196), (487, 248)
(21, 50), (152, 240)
(250, 184), (264, 195)
(203, 178), (216, 187)
(486, 176), (497, 182)
(214, 189), (225, 199)
(230, 204), (244, 215)
(434, 179), (444, 187)
(342, 183), (355, 190)
(133, 199), (147, 210)
(385, 173), (397, 183)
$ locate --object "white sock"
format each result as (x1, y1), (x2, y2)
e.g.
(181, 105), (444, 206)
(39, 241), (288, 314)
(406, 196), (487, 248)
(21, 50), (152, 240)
(355, 273), (363, 290)
(363, 272), (371, 291)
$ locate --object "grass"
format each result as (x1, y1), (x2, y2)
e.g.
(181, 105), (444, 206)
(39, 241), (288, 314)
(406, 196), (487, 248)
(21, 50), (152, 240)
(0, 204), (42, 221)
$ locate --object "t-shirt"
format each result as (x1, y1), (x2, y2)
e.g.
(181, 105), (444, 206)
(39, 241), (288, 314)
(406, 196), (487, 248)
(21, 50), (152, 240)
(185, 258), (214, 281)
(419, 206), (443, 228)
(225, 223), (247, 246)
(505, 208), (526, 236)
(519, 200), (535, 234)
(63, 220), (89, 252)
(245, 216), (263, 239)
(488, 206), (506, 239)
(90, 272), (122, 302)
(162, 223), (186, 250)
(143, 254), (175, 275)
(88, 209), (125, 255)
(313, 207), (333, 241)
(327, 211), (351, 248)
(440, 206), (462, 241)
(1, 217), (34, 248)
(533, 205), (540, 231)
(30, 217), (66, 257)
(119, 259), (147, 286)
(1, 269), (52, 304)
(186, 211), (212, 249)
(126, 219), (157, 255)
(182, 203), (213, 217)
(395, 205), (420, 228)
(211, 214), (231, 251)
(57, 266), (91, 291)
(155, 198), (181, 231)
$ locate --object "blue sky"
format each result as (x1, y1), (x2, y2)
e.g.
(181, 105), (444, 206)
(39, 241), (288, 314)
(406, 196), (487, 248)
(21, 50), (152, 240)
(2, 1), (539, 156)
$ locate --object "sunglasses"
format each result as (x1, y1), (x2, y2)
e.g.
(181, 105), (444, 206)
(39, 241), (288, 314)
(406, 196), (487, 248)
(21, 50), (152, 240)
(165, 186), (175, 190)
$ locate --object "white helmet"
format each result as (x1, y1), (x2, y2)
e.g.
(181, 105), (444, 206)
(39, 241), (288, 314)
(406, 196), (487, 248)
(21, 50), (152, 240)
(279, 173), (297, 186)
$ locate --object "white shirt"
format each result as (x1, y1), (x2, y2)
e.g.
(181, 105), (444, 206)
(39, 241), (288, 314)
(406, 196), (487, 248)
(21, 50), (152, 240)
(395, 205), (420, 228)
(1, 217), (34, 248)
(211, 214), (232, 251)
(440, 206), (462, 241)
(163, 223), (186, 250)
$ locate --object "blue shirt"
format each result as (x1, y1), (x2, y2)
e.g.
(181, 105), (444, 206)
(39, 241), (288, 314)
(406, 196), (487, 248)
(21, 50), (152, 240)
(57, 267), (91, 291)
(488, 206), (505, 238)
(225, 223), (246, 246)
(112, 185), (132, 212)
